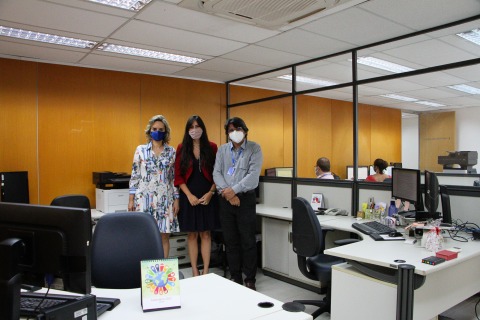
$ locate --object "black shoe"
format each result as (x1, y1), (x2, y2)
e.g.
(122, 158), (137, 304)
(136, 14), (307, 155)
(231, 277), (243, 285)
(245, 281), (256, 291)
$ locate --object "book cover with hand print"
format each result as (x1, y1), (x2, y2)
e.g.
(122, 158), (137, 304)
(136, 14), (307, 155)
(141, 258), (181, 312)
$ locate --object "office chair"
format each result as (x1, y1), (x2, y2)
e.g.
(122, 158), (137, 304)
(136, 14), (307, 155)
(91, 212), (166, 289)
(50, 194), (91, 209)
(288, 197), (357, 318)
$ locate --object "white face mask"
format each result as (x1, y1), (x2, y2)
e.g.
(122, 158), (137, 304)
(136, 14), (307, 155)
(189, 127), (203, 140)
(229, 130), (245, 144)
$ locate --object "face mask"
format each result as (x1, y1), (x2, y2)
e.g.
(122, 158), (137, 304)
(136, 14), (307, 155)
(150, 131), (166, 141)
(229, 130), (245, 144)
(189, 128), (203, 140)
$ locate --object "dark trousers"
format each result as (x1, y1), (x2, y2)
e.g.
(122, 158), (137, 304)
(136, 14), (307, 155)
(218, 191), (257, 284)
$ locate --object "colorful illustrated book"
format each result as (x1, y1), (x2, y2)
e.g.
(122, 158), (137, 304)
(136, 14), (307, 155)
(140, 258), (181, 312)
(310, 193), (324, 211)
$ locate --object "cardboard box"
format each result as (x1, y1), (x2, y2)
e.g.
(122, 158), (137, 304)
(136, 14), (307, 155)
(436, 250), (458, 260)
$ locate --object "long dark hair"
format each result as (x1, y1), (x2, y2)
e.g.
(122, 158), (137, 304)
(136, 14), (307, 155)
(180, 115), (215, 175)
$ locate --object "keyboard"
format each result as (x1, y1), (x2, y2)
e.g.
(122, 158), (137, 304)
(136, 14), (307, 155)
(20, 292), (120, 318)
(352, 221), (396, 235)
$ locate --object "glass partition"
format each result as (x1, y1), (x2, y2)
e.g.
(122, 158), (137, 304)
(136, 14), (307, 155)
(229, 97), (292, 176)
(296, 87), (353, 179)
(228, 68), (291, 105)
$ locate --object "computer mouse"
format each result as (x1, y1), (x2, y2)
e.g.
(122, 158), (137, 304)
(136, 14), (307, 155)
(389, 231), (403, 237)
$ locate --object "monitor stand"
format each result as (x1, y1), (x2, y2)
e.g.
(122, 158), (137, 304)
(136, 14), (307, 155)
(0, 238), (24, 320)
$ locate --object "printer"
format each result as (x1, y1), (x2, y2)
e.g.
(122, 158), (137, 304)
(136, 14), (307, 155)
(92, 171), (130, 189)
(438, 151), (478, 174)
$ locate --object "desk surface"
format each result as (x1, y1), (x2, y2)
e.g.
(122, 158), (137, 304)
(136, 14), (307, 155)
(92, 274), (312, 320)
(256, 204), (480, 276)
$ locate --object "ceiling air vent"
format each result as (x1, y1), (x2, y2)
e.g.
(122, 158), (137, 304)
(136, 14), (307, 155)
(178, 0), (368, 29)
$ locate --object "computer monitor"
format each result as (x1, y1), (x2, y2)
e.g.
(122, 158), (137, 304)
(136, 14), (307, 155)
(0, 202), (92, 319)
(424, 170), (440, 214)
(392, 168), (420, 205)
(346, 166), (368, 180)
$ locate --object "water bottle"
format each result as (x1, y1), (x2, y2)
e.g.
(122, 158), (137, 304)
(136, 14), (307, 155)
(388, 199), (397, 217)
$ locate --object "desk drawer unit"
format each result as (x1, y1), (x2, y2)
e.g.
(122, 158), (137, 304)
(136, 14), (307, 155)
(170, 233), (190, 265)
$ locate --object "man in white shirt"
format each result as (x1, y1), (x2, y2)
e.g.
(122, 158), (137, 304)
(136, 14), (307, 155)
(315, 157), (335, 179)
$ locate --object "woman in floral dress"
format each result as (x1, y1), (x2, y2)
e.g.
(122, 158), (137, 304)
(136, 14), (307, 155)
(128, 114), (180, 257)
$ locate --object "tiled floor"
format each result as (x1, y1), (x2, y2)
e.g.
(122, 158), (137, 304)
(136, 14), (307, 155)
(180, 266), (479, 320)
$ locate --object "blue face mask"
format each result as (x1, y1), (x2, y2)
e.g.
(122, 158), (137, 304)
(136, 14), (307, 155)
(150, 131), (166, 141)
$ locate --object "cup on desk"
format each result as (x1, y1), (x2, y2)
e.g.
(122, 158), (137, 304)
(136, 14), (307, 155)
(365, 209), (372, 220)
(357, 211), (365, 219)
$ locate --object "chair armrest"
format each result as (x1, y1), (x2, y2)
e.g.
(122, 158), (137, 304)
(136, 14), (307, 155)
(322, 227), (335, 233)
(334, 239), (361, 246)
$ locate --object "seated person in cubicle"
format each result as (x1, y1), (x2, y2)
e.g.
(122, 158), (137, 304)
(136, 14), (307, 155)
(315, 157), (335, 179)
(365, 158), (391, 182)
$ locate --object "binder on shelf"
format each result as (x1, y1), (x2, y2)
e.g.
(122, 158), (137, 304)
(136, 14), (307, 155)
(141, 258), (181, 312)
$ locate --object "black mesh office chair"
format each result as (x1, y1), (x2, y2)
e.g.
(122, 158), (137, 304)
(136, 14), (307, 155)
(91, 212), (165, 289)
(50, 194), (91, 209)
(287, 197), (358, 318)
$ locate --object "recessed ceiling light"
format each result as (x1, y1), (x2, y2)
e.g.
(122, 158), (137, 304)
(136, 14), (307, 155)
(456, 28), (480, 46)
(0, 26), (96, 49)
(415, 101), (445, 107)
(381, 94), (418, 102)
(355, 57), (415, 73)
(278, 75), (337, 87)
(87, 0), (152, 11)
(448, 84), (480, 95)
(97, 43), (205, 64)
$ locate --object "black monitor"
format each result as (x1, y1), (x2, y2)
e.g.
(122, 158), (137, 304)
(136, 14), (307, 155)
(424, 170), (440, 215)
(0, 202), (92, 319)
(392, 168), (420, 205)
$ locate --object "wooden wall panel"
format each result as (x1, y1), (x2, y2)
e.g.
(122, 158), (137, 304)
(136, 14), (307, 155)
(420, 112), (456, 172)
(331, 101), (354, 179)
(0, 59), (39, 203)
(297, 96), (333, 178)
(37, 64), (141, 204)
(140, 76), (224, 150)
(1, 58), (404, 205)
(230, 98), (291, 175)
(369, 105), (402, 165)
(358, 104), (372, 167)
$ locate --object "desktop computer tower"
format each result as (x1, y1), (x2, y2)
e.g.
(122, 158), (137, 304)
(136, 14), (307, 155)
(0, 171), (29, 203)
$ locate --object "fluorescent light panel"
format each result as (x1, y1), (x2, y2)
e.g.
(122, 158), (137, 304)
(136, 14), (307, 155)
(448, 84), (480, 95)
(278, 75), (337, 87)
(356, 57), (415, 73)
(0, 26), (96, 49)
(381, 94), (418, 102)
(88, 0), (152, 11)
(414, 101), (445, 107)
(381, 94), (444, 107)
(456, 28), (480, 46)
(97, 43), (204, 64)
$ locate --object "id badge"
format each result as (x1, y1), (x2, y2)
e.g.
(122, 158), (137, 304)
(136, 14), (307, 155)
(227, 166), (235, 176)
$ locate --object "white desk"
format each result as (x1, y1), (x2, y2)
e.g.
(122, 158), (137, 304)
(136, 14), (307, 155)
(92, 274), (312, 320)
(256, 205), (480, 320)
(323, 221), (480, 320)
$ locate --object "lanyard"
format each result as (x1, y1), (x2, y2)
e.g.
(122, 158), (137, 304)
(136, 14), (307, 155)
(230, 147), (243, 168)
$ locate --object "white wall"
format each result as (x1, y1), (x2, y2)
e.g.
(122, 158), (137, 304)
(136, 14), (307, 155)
(401, 115), (419, 169)
(456, 106), (480, 173)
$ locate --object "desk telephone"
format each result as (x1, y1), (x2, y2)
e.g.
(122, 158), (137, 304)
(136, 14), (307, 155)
(324, 208), (347, 216)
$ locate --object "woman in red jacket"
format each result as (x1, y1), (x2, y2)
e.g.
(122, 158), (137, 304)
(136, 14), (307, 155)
(175, 115), (219, 276)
